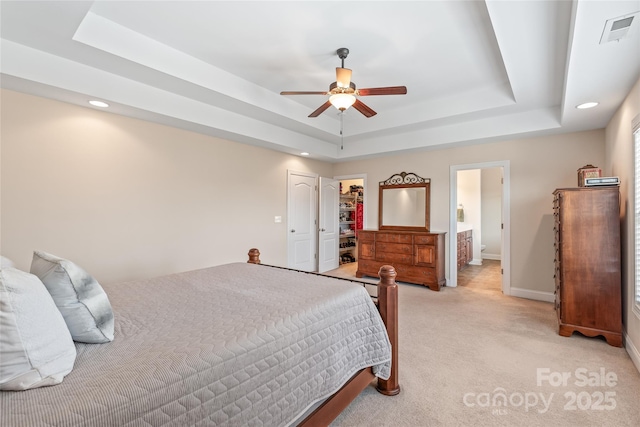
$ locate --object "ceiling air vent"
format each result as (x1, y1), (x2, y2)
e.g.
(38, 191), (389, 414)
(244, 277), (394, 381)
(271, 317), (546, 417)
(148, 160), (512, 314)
(600, 12), (639, 44)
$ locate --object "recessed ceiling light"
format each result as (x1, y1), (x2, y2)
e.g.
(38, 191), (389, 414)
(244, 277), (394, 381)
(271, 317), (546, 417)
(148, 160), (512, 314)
(300, 152), (310, 156)
(89, 100), (109, 108)
(576, 102), (599, 109)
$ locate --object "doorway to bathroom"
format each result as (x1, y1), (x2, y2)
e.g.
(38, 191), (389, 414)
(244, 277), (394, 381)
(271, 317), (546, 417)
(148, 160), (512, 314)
(449, 161), (511, 294)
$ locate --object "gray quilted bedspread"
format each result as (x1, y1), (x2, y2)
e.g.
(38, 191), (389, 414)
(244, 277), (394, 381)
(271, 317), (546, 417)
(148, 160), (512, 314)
(0, 262), (391, 426)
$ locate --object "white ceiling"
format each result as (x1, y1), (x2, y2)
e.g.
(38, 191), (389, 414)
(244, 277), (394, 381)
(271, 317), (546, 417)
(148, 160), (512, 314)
(1, 0), (639, 162)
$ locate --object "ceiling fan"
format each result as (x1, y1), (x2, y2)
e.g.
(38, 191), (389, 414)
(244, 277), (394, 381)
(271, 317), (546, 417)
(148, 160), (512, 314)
(280, 48), (407, 118)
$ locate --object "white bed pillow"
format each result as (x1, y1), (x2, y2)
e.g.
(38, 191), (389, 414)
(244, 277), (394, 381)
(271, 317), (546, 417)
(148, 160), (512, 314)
(0, 267), (77, 390)
(1, 256), (15, 269)
(31, 251), (114, 343)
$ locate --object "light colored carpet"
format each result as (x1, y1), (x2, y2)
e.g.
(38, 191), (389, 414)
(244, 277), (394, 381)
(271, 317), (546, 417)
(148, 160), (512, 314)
(323, 262), (640, 426)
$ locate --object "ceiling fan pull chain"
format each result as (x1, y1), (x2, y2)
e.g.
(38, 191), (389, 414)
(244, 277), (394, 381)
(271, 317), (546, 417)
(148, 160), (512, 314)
(340, 111), (344, 150)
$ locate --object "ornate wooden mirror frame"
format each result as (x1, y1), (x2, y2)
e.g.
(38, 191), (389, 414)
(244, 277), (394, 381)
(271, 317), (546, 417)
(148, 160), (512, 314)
(379, 172), (431, 232)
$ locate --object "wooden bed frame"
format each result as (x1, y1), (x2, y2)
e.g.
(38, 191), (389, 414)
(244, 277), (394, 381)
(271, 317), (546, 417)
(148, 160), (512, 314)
(247, 248), (399, 426)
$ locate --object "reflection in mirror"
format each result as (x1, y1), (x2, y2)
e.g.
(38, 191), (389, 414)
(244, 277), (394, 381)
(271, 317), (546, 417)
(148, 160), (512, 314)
(379, 172), (431, 231)
(381, 188), (426, 227)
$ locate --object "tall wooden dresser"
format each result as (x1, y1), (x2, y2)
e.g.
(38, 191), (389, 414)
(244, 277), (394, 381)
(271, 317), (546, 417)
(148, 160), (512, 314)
(356, 230), (446, 291)
(553, 187), (622, 347)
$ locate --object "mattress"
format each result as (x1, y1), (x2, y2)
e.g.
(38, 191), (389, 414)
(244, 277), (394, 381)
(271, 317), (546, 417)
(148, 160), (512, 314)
(0, 262), (391, 426)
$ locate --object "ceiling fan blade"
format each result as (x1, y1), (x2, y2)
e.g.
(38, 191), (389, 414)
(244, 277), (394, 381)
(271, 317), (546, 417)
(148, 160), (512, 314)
(308, 101), (332, 118)
(336, 67), (352, 88)
(280, 91), (328, 95)
(357, 86), (407, 96)
(352, 99), (377, 118)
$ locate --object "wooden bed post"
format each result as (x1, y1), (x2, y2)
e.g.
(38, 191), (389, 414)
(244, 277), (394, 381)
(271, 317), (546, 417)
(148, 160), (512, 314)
(376, 265), (400, 396)
(247, 248), (261, 264)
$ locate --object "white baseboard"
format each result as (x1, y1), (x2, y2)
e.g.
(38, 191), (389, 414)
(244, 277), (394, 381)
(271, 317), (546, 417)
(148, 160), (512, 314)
(625, 329), (640, 374)
(482, 253), (501, 260)
(509, 287), (555, 303)
(469, 258), (483, 266)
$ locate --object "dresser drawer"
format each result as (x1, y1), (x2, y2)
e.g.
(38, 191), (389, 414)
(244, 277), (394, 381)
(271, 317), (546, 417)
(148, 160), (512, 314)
(414, 235), (436, 245)
(375, 233), (412, 244)
(394, 264), (437, 284)
(376, 252), (413, 264)
(358, 231), (375, 242)
(414, 266), (437, 283)
(376, 242), (412, 254)
(357, 259), (384, 277)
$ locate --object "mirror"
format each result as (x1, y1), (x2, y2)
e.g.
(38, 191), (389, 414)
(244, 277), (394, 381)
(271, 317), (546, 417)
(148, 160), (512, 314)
(379, 172), (430, 231)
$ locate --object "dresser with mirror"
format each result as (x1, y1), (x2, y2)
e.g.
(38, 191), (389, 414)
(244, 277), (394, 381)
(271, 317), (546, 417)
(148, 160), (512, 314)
(356, 172), (446, 291)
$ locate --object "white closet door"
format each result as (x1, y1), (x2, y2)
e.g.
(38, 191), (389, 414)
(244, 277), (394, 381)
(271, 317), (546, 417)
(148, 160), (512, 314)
(287, 171), (317, 271)
(318, 177), (339, 273)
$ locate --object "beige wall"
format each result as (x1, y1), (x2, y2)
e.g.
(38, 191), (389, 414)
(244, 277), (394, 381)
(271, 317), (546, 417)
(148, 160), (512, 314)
(5, 82), (637, 366)
(457, 169), (481, 263)
(481, 167), (503, 259)
(605, 76), (640, 368)
(0, 88), (609, 298)
(334, 129), (606, 293)
(0, 90), (332, 284)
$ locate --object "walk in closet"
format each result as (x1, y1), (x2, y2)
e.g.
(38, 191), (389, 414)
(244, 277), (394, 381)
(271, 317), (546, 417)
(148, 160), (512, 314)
(339, 180), (364, 265)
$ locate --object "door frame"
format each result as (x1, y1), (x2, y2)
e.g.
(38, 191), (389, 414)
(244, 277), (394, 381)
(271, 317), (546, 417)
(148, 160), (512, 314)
(449, 161), (511, 294)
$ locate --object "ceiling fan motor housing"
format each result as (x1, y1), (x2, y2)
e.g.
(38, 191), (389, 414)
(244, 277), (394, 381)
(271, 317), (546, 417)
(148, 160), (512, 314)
(330, 81), (356, 94)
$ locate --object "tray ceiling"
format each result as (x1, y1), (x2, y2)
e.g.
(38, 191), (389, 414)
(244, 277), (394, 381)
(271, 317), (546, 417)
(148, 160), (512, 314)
(1, 1), (639, 161)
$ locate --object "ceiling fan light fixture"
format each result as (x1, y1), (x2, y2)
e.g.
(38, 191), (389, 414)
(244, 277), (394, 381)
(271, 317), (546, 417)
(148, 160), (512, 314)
(329, 93), (356, 111)
(336, 67), (352, 88)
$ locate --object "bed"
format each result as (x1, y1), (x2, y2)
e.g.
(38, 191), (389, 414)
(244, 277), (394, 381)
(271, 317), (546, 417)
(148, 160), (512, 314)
(0, 248), (399, 426)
